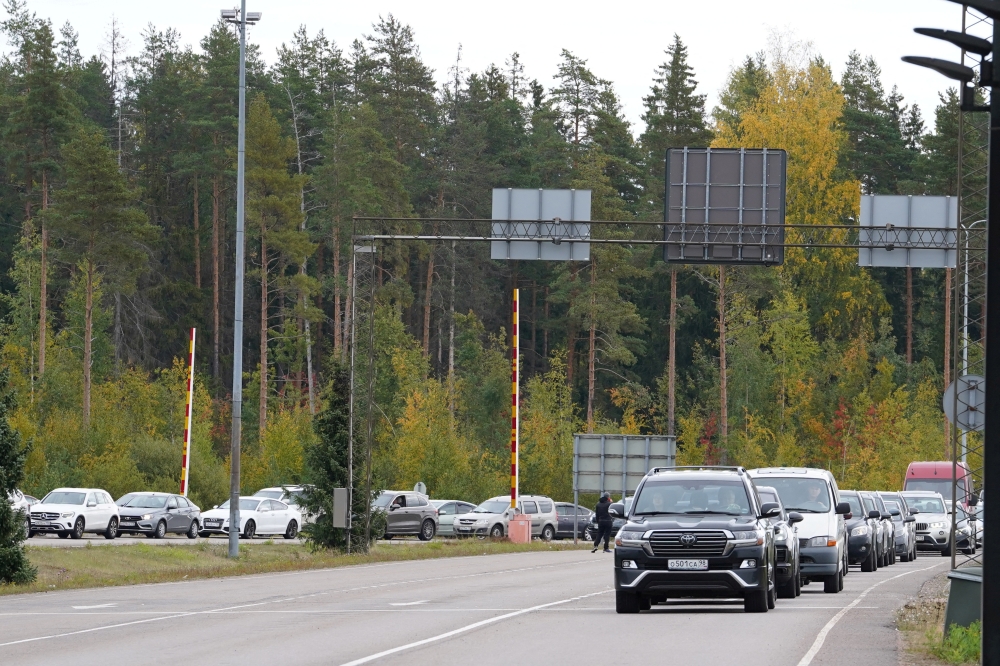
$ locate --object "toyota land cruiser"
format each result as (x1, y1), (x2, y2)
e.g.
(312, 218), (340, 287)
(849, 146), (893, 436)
(612, 466), (780, 614)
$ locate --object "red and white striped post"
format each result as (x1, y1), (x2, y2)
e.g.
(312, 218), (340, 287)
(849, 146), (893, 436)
(180, 328), (196, 497)
(510, 289), (519, 510)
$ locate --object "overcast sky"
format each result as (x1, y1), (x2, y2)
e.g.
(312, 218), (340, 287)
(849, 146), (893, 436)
(8, 0), (978, 133)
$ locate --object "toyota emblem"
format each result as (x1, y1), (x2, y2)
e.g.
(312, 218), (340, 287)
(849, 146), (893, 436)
(679, 534), (697, 546)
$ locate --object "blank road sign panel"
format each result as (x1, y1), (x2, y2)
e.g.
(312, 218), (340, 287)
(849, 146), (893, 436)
(491, 188), (591, 261)
(858, 195), (956, 269)
(664, 147), (786, 265)
(573, 434), (676, 495)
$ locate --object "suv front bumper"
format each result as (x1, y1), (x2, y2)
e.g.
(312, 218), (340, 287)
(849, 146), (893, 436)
(614, 545), (766, 598)
(847, 534), (874, 564)
(799, 544), (839, 577)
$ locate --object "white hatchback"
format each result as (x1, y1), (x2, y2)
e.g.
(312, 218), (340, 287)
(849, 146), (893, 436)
(29, 488), (120, 539)
(200, 496), (302, 539)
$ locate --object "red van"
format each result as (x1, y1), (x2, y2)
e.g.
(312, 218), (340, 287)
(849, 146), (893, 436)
(903, 461), (976, 507)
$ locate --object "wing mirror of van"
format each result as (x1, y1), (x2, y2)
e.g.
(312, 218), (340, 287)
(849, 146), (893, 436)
(389, 504), (399, 511)
(868, 510), (881, 520)
(760, 502), (781, 518)
(787, 511), (804, 525)
(609, 502), (625, 518)
(835, 502), (851, 515)
(890, 509), (901, 517)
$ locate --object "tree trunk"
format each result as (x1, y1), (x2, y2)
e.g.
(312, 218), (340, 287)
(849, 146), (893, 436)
(718, 266), (728, 442)
(448, 241), (456, 415)
(586, 258), (597, 432)
(566, 327), (575, 387)
(531, 282), (537, 374)
(544, 288), (549, 361)
(260, 233), (268, 440)
(906, 267), (913, 364)
(668, 269), (677, 437)
(944, 266), (952, 457)
(212, 176), (221, 378)
(333, 221), (342, 358)
(193, 176), (201, 289)
(422, 246), (434, 358)
(38, 172), (48, 376)
(83, 258), (94, 427)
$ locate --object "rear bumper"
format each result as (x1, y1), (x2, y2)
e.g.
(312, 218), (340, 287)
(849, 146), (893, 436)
(799, 545), (839, 577)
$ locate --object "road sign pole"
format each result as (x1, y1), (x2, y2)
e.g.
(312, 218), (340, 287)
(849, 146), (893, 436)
(180, 328), (196, 497)
(510, 289), (519, 511)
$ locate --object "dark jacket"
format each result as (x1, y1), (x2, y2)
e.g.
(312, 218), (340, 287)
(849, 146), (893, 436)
(594, 498), (612, 523)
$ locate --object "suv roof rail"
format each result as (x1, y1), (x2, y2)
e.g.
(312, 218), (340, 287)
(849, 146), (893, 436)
(647, 465), (746, 475)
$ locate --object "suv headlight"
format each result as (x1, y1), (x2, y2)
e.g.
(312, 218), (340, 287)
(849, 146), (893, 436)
(774, 526), (787, 543)
(929, 521), (947, 529)
(850, 525), (869, 537)
(806, 536), (835, 548)
(615, 530), (646, 547)
(60, 512), (74, 518)
(731, 529), (765, 545)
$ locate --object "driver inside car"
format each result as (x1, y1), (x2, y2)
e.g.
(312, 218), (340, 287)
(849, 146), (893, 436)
(800, 484), (826, 511)
(717, 487), (743, 514)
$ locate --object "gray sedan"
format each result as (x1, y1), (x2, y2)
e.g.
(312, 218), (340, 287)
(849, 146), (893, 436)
(117, 492), (201, 539)
(429, 500), (476, 536)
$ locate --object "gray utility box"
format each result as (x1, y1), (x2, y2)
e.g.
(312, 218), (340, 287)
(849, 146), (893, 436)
(944, 566), (981, 633)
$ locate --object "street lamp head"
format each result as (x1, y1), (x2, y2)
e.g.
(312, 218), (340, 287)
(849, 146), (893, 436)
(246, 11), (262, 23)
(902, 55), (976, 83)
(914, 28), (993, 57)
(220, 9), (237, 19)
(943, 0), (1000, 20)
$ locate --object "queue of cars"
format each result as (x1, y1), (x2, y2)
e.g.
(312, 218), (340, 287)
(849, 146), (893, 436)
(609, 465), (976, 614)
(13, 485), (305, 540)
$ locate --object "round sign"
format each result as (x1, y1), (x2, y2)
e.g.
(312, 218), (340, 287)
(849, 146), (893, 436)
(413, 481), (427, 495)
(943, 374), (985, 432)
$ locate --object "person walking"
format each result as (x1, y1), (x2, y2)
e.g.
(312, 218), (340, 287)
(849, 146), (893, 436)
(592, 492), (614, 553)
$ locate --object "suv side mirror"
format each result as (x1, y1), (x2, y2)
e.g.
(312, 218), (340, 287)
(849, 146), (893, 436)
(760, 502), (781, 518)
(87, 501), (97, 508)
(835, 502), (851, 515)
(909, 509), (920, 515)
(868, 510), (881, 520)
(880, 512), (891, 520)
(787, 511), (803, 525)
(890, 509), (900, 517)
(389, 505), (399, 511)
(904, 516), (915, 523)
(608, 502), (625, 518)
(845, 512), (853, 520)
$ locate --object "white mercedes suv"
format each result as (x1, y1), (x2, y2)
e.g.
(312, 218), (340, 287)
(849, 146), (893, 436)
(30, 488), (120, 539)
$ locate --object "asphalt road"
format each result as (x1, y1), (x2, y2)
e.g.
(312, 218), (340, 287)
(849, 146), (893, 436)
(0, 549), (953, 666)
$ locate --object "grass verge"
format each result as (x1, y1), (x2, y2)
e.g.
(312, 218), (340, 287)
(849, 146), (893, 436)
(897, 572), (980, 666)
(1, 539), (589, 597)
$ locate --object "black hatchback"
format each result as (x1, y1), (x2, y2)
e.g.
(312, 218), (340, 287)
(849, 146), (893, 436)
(117, 492), (201, 539)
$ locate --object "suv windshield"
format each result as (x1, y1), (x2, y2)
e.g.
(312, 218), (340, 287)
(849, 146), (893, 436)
(759, 477), (832, 513)
(474, 500), (511, 514)
(907, 497), (945, 514)
(42, 492), (85, 505)
(373, 492), (395, 508)
(841, 493), (863, 516)
(903, 479), (955, 497)
(633, 479), (751, 516)
(123, 495), (168, 509)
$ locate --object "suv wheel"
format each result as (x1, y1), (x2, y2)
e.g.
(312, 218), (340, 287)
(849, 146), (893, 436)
(104, 517), (118, 540)
(777, 574), (796, 599)
(861, 545), (876, 572)
(418, 519), (436, 541)
(540, 525), (555, 541)
(70, 517), (85, 539)
(824, 567), (842, 594)
(489, 524), (504, 539)
(743, 588), (768, 613)
(615, 591), (640, 614)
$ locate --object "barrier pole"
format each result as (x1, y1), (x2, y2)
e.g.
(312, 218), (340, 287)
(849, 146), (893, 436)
(511, 289), (519, 510)
(180, 327), (196, 497)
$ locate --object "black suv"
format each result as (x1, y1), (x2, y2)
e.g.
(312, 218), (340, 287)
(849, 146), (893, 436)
(611, 466), (780, 614)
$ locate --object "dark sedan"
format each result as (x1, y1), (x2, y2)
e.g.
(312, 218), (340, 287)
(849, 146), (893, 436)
(555, 503), (593, 539)
(841, 491), (880, 571)
(117, 492), (201, 539)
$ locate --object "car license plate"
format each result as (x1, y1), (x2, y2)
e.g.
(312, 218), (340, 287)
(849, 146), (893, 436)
(668, 559), (709, 571)
(33, 520), (49, 526)
(121, 521), (135, 526)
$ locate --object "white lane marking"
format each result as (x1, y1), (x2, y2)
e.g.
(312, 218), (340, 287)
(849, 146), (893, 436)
(389, 601), (428, 606)
(796, 561), (947, 666)
(71, 604), (116, 610)
(339, 590), (611, 666)
(0, 558), (599, 647)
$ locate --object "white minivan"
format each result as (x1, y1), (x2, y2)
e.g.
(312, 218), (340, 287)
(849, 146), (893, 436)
(29, 488), (120, 539)
(453, 494), (558, 540)
(748, 468), (850, 593)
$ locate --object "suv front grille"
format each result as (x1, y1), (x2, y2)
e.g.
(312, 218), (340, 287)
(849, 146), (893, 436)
(647, 530), (728, 557)
(916, 523), (928, 531)
(32, 512), (60, 521)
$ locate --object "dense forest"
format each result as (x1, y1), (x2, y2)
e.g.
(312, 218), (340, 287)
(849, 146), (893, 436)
(0, 0), (979, 510)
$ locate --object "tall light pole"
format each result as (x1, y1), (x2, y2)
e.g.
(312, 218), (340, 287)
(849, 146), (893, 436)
(221, 4), (261, 559)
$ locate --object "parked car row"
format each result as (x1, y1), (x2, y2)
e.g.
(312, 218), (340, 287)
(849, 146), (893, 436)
(15, 484), (308, 540)
(609, 465), (977, 615)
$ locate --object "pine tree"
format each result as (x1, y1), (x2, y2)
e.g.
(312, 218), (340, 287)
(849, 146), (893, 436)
(0, 367), (35, 585)
(45, 128), (154, 425)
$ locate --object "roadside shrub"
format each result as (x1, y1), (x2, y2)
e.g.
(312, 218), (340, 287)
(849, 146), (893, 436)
(930, 621), (981, 664)
(0, 367), (36, 585)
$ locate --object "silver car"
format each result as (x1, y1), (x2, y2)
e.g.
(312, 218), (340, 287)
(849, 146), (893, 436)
(429, 500), (476, 536)
(901, 491), (953, 556)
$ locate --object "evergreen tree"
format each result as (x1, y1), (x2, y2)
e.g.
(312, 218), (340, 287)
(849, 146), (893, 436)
(301, 365), (383, 551)
(713, 52), (771, 139)
(0, 367), (35, 584)
(45, 128), (154, 425)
